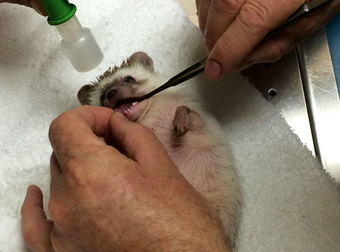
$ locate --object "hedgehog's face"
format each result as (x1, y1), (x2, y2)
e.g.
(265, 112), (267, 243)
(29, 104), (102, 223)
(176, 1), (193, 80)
(78, 52), (157, 120)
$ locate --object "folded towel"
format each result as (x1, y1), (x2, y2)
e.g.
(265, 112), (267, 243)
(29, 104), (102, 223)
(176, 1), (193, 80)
(0, 215), (28, 252)
(0, 0), (339, 251)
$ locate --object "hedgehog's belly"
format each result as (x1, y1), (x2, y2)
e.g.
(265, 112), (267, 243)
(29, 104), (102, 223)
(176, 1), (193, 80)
(137, 105), (221, 193)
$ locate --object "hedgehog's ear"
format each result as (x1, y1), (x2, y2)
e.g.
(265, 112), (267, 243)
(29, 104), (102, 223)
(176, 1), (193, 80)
(128, 51), (154, 72)
(77, 84), (94, 105)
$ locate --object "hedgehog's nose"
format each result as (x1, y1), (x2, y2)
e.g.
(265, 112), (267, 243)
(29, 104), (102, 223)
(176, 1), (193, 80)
(107, 89), (118, 100)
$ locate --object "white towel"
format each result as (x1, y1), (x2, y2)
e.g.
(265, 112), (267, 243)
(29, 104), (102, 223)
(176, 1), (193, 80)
(0, 0), (339, 251)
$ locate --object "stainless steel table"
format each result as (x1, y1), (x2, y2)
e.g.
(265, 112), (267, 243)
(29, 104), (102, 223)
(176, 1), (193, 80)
(242, 28), (340, 183)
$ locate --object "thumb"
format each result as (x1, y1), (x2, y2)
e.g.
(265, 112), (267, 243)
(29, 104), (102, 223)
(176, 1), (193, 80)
(21, 185), (53, 252)
(109, 112), (176, 171)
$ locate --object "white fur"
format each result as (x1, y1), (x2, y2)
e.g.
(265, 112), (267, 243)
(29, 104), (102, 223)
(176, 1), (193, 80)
(86, 62), (242, 247)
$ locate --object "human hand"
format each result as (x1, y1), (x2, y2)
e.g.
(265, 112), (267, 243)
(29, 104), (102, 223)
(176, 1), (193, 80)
(197, 0), (340, 80)
(0, 0), (47, 15)
(21, 106), (229, 252)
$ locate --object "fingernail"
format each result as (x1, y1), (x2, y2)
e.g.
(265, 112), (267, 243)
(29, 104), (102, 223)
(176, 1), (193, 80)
(206, 60), (222, 80)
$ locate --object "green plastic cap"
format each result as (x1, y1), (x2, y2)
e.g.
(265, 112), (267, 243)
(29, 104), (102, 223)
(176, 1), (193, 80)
(40, 0), (77, 25)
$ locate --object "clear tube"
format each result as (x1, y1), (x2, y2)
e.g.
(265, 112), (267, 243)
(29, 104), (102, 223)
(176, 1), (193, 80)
(56, 15), (103, 72)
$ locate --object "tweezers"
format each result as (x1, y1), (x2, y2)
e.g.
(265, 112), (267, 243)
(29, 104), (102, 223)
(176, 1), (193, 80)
(115, 0), (333, 107)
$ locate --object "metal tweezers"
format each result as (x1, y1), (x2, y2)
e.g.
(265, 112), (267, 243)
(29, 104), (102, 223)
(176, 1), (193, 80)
(115, 0), (333, 107)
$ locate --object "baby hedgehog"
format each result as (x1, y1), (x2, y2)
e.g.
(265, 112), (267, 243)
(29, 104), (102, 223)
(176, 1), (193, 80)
(78, 51), (242, 248)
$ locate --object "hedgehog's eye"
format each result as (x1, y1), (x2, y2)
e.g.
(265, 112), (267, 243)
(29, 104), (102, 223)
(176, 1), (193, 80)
(124, 76), (135, 83)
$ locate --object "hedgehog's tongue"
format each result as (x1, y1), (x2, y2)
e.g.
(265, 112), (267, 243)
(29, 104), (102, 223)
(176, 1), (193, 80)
(114, 102), (133, 114)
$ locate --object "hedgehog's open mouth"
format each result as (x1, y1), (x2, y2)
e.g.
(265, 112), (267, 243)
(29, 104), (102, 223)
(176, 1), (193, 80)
(114, 96), (140, 113)
(114, 96), (141, 109)
(114, 101), (138, 115)
(113, 95), (149, 122)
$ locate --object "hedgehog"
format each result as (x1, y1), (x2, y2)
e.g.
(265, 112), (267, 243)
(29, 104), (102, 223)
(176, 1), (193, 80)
(78, 51), (242, 249)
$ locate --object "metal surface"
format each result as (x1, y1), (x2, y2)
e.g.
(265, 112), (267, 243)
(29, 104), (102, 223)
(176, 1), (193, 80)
(297, 28), (340, 182)
(242, 28), (340, 183)
(241, 50), (315, 155)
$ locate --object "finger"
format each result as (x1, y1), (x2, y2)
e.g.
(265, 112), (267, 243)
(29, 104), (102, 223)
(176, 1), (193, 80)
(2, 0), (47, 15)
(238, 1), (340, 68)
(21, 185), (46, 222)
(30, 0), (47, 16)
(205, 0), (305, 80)
(49, 106), (114, 170)
(204, 0), (245, 51)
(237, 27), (303, 70)
(197, 0), (212, 33)
(109, 112), (176, 171)
(21, 185), (53, 252)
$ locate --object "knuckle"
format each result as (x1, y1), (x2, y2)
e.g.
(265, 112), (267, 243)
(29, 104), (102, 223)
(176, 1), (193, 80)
(239, 1), (271, 33)
(49, 105), (91, 140)
(49, 111), (74, 140)
(49, 112), (67, 132)
(213, 0), (244, 13)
